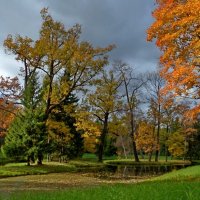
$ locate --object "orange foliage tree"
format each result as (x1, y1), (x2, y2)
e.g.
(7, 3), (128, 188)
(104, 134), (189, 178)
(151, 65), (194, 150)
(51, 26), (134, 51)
(0, 76), (21, 137)
(0, 76), (21, 102)
(147, 0), (200, 115)
(0, 100), (16, 138)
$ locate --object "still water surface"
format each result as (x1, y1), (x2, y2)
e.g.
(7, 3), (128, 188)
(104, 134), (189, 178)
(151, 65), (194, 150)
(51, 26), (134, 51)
(79, 164), (189, 180)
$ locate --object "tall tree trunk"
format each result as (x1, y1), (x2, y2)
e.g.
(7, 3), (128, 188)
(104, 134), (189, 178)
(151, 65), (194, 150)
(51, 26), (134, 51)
(45, 74), (54, 118)
(44, 66), (54, 163)
(120, 135), (127, 159)
(155, 104), (161, 162)
(132, 140), (139, 162)
(130, 112), (139, 162)
(165, 124), (169, 162)
(148, 152), (152, 162)
(155, 130), (160, 162)
(37, 153), (43, 165)
(165, 145), (168, 162)
(27, 156), (30, 166)
(98, 112), (109, 162)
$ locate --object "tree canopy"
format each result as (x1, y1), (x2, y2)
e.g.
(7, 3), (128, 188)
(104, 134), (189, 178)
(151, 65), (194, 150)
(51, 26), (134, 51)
(2, 8), (114, 164)
(147, 0), (200, 114)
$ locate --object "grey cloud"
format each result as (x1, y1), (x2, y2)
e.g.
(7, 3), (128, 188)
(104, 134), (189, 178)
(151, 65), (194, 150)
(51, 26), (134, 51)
(0, 0), (159, 76)
(0, 1), (42, 41)
(47, 0), (159, 69)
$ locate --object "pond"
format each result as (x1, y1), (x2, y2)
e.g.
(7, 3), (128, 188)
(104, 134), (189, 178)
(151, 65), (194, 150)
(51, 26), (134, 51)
(78, 163), (190, 180)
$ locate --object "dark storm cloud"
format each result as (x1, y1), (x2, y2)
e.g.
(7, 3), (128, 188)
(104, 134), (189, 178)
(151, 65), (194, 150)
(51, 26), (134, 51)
(47, 0), (159, 70)
(0, 0), (159, 76)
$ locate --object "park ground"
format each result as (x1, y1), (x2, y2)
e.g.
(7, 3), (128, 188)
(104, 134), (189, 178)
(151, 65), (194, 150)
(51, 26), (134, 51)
(0, 156), (199, 200)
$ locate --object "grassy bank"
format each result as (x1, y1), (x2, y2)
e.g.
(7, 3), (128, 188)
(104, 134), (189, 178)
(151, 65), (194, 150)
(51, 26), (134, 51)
(0, 162), (75, 178)
(0, 160), (105, 178)
(152, 165), (200, 181)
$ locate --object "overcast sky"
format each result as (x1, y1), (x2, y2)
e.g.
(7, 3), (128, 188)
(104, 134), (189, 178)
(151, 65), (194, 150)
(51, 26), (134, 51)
(0, 0), (160, 77)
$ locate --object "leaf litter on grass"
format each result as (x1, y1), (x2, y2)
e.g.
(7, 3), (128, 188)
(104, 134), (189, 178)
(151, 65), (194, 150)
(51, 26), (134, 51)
(0, 171), (143, 194)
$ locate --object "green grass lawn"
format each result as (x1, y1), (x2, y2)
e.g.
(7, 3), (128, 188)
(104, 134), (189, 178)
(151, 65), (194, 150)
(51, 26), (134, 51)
(0, 160), (106, 178)
(4, 181), (199, 200)
(0, 162), (76, 178)
(0, 161), (199, 200)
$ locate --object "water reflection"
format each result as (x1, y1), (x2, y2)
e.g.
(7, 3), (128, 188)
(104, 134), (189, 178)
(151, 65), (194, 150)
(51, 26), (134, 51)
(107, 165), (183, 178)
(92, 164), (188, 180)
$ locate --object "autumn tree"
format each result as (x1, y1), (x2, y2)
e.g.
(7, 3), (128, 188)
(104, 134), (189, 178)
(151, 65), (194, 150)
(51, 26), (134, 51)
(145, 70), (193, 161)
(158, 99), (197, 159)
(115, 61), (145, 162)
(108, 115), (132, 158)
(159, 95), (190, 161)
(0, 76), (21, 140)
(3, 8), (113, 164)
(160, 98), (180, 161)
(4, 8), (113, 121)
(0, 76), (21, 117)
(147, 0), (200, 114)
(75, 109), (101, 154)
(187, 122), (200, 160)
(136, 121), (156, 162)
(145, 71), (165, 161)
(0, 99), (16, 138)
(87, 69), (122, 162)
(47, 92), (84, 161)
(0, 75), (21, 158)
(0, 76), (21, 102)
(167, 120), (197, 159)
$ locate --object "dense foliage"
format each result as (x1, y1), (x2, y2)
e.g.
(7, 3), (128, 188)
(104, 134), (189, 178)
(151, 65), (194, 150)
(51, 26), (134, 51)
(0, 5), (200, 164)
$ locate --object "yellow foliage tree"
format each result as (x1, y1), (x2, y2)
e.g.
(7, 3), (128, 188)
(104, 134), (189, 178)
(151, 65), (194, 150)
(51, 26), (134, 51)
(4, 8), (114, 120)
(136, 121), (157, 162)
(87, 70), (122, 162)
(167, 112), (197, 158)
(75, 111), (101, 153)
(108, 115), (130, 158)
